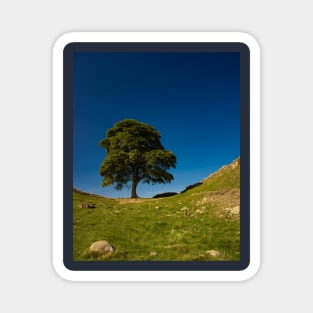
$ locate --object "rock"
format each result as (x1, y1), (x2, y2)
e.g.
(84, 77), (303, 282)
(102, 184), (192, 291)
(89, 240), (113, 255)
(150, 251), (157, 256)
(231, 206), (240, 214)
(180, 207), (190, 216)
(223, 206), (240, 215)
(197, 197), (209, 205)
(205, 250), (221, 257)
(231, 158), (240, 169)
(194, 209), (205, 214)
(78, 203), (96, 208)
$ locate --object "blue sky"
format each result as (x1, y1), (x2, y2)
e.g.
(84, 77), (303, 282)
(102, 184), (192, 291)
(73, 52), (240, 198)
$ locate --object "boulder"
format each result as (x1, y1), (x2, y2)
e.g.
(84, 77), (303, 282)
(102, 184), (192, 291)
(89, 240), (113, 255)
(205, 250), (221, 257)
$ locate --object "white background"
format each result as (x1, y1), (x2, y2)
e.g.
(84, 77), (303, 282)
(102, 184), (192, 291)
(1, 1), (312, 312)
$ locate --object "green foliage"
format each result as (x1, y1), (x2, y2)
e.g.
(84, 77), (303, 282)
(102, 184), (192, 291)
(99, 119), (176, 198)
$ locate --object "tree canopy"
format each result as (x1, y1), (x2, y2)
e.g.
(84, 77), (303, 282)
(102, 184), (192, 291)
(98, 119), (176, 198)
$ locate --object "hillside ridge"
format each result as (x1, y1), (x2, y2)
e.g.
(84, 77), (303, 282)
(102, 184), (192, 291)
(202, 157), (240, 183)
(73, 157), (240, 198)
(73, 157), (241, 261)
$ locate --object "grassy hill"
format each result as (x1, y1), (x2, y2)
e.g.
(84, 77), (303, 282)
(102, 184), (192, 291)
(73, 157), (240, 261)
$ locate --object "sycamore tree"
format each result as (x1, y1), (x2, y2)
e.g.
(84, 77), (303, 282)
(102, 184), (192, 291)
(98, 119), (176, 198)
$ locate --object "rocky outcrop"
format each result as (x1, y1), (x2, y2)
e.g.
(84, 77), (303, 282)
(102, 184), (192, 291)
(202, 157), (240, 182)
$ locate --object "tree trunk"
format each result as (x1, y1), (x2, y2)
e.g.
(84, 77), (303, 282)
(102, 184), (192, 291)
(131, 173), (139, 198)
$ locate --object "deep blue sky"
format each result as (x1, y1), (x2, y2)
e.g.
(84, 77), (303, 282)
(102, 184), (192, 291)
(73, 52), (240, 198)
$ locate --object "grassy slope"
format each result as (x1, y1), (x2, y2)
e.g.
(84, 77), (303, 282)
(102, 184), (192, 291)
(73, 158), (240, 261)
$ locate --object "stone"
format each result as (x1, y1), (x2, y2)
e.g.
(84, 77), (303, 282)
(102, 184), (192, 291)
(180, 207), (190, 217)
(89, 240), (113, 255)
(231, 206), (240, 214)
(150, 251), (157, 256)
(205, 250), (221, 257)
(223, 206), (240, 215)
(78, 203), (96, 208)
(231, 158), (240, 169)
(194, 209), (205, 214)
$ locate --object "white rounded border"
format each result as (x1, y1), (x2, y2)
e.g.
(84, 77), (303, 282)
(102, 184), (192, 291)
(53, 32), (260, 281)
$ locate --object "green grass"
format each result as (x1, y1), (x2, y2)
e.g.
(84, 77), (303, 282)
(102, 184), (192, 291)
(73, 158), (240, 261)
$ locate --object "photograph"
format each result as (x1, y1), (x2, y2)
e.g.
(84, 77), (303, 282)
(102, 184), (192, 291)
(69, 46), (243, 265)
